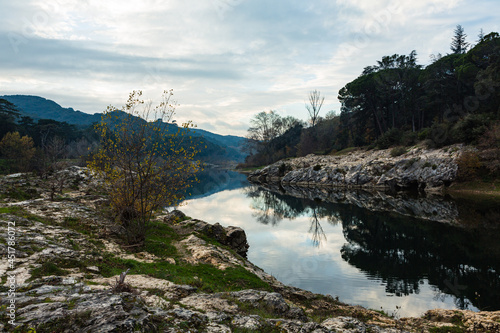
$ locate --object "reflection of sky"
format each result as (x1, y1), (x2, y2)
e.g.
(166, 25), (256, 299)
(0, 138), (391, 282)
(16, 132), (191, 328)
(179, 187), (478, 318)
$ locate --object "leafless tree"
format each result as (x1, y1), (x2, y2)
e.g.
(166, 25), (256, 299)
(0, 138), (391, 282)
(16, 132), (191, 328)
(306, 90), (325, 128)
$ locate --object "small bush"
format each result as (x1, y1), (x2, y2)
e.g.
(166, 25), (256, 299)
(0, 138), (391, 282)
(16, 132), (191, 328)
(418, 128), (430, 141)
(428, 122), (452, 148)
(390, 146), (407, 157)
(451, 114), (490, 145)
(313, 164), (322, 171)
(401, 131), (418, 146)
(456, 151), (481, 180)
(376, 128), (403, 149)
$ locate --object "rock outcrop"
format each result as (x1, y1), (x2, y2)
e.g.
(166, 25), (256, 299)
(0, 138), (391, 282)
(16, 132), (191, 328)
(167, 214), (250, 257)
(249, 145), (463, 193)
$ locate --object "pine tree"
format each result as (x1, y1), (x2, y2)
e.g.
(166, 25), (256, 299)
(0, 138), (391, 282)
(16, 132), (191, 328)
(450, 24), (469, 54)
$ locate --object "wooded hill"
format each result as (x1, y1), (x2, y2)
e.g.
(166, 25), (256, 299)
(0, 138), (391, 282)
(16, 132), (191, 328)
(244, 30), (500, 172)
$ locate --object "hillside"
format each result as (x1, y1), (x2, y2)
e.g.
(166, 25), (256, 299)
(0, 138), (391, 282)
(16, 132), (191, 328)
(1, 94), (248, 163)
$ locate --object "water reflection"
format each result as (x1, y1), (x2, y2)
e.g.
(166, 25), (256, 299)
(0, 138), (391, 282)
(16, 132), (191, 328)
(184, 168), (248, 200)
(245, 184), (500, 311)
(309, 208), (327, 247)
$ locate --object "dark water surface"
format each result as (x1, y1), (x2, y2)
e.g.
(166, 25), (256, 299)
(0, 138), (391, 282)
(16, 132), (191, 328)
(177, 169), (500, 317)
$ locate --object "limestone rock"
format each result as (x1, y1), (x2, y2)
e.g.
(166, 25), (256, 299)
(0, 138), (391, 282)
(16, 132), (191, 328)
(177, 219), (250, 257)
(250, 145), (463, 193)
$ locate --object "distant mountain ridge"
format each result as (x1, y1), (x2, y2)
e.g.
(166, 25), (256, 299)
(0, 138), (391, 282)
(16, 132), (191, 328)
(1, 94), (248, 163)
(1, 95), (103, 126)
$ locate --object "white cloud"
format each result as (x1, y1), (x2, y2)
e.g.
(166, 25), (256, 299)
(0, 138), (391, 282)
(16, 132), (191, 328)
(0, 0), (498, 135)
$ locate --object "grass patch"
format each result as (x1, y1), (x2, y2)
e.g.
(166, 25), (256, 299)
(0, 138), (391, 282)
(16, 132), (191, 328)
(0, 206), (24, 214)
(142, 220), (181, 258)
(30, 262), (70, 279)
(331, 147), (359, 156)
(0, 206), (54, 225)
(0, 187), (40, 201)
(92, 252), (270, 293)
(429, 326), (466, 333)
(63, 216), (95, 236)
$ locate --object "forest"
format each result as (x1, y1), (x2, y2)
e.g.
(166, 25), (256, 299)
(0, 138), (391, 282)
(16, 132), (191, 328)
(243, 27), (500, 177)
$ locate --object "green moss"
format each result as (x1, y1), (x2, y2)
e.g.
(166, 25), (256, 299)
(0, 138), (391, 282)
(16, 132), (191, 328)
(68, 238), (81, 251)
(88, 239), (105, 248)
(62, 216), (96, 236)
(0, 187), (39, 201)
(429, 325), (466, 333)
(30, 262), (69, 279)
(223, 296), (282, 320)
(34, 310), (93, 332)
(0, 206), (23, 214)
(0, 206), (54, 225)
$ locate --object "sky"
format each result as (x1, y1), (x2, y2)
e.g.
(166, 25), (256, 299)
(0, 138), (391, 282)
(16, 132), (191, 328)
(1, 0), (499, 136)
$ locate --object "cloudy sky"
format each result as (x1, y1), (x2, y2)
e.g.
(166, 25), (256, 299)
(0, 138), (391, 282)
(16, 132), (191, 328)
(1, 0), (498, 136)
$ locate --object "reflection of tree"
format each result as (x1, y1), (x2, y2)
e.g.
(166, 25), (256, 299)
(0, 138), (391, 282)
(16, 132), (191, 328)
(308, 208), (327, 247)
(244, 185), (308, 225)
(338, 206), (500, 310)
(247, 184), (500, 311)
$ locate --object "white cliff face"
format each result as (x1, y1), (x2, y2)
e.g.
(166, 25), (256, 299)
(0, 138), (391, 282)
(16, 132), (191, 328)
(250, 145), (463, 193)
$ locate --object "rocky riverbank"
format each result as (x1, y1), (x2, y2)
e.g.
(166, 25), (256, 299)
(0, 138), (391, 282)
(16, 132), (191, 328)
(249, 145), (464, 193)
(1, 167), (499, 332)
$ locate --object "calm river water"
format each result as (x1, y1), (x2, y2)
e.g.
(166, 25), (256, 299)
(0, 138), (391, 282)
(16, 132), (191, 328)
(177, 169), (500, 317)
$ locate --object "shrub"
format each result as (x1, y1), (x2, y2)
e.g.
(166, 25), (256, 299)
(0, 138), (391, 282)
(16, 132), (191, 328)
(418, 128), (430, 141)
(88, 90), (201, 245)
(390, 146), (407, 157)
(313, 164), (322, 171)
(428, 122), (452, 148)
(0, 132), (36, 172)
(376, 128), (403, 149)
(456, 150), (481, 180)
(451, 114), (490, 144)
(401, 131), (418, 146)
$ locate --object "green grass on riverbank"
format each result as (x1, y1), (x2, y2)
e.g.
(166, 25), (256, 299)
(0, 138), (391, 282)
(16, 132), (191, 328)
(1, 205), (271, 294)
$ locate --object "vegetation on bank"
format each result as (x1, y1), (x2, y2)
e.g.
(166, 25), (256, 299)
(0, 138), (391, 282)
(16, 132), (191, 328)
(241, 27), (500, 186)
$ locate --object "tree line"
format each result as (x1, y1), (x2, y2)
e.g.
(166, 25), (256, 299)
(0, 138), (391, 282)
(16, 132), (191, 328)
(242, 26), (500, 174)
(0, 98), (98, 174)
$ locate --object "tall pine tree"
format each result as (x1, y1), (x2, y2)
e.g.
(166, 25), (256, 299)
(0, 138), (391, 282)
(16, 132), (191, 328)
(451, 24), (469, 54)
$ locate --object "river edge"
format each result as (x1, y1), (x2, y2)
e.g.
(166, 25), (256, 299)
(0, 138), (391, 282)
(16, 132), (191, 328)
(1, 167), (499, 332)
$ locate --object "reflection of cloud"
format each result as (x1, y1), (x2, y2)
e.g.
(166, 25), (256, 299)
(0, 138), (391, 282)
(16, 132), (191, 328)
(177, 186), (480, 317)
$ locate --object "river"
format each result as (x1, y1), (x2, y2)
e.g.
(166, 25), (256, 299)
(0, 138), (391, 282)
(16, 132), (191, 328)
(176, 169), (500, 318)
